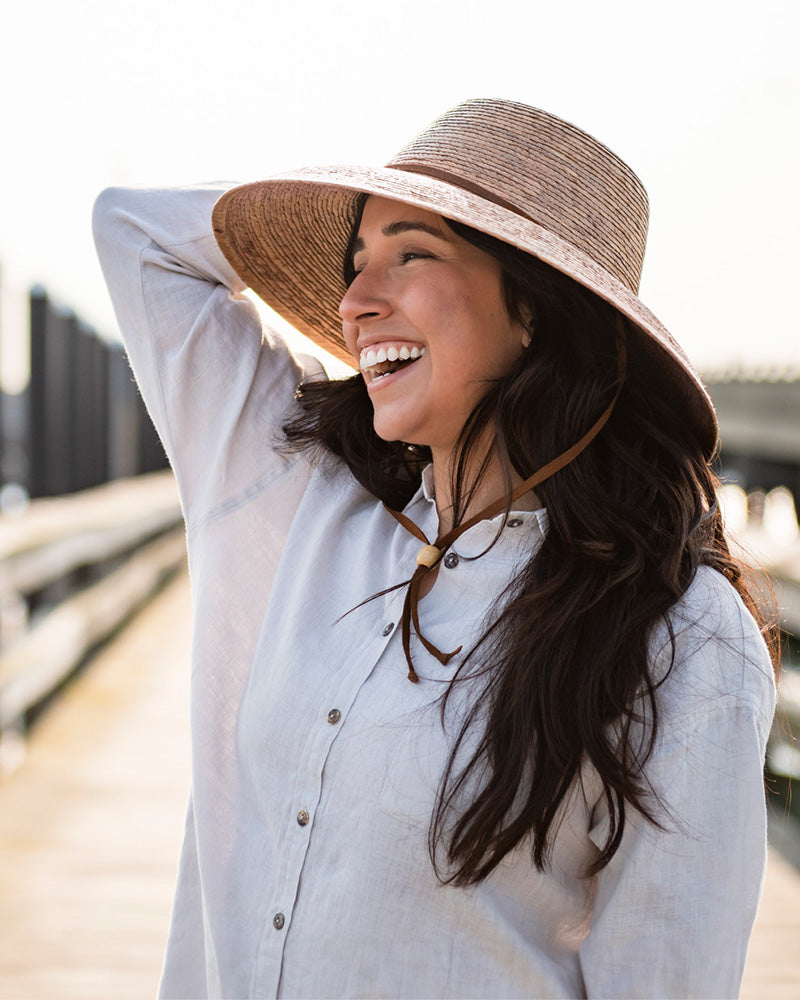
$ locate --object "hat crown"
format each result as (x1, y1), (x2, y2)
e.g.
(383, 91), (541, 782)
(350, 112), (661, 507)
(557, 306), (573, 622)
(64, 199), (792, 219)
(387, 99), (649, 293)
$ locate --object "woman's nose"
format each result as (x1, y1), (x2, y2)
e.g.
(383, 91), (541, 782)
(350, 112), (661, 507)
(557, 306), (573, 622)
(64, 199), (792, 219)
(338, 265), (391, 326)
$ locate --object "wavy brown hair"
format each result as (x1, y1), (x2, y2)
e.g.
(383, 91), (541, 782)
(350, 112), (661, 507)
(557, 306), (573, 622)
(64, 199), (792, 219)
(283, 201), (779, 885)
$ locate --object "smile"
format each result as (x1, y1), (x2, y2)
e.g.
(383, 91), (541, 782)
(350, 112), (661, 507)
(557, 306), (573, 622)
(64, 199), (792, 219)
(359, 343), (426, 382)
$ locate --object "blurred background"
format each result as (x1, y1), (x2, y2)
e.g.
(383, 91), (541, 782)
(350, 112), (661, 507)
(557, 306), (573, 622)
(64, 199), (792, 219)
(0, 1), (798, 996)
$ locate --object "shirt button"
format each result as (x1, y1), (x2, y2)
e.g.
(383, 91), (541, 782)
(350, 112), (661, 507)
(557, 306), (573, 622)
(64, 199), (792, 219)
(444, 552), (459, 569)
(297, 809), (309, 827)
(507, 517), (523, 528)
(382, 623), (394, 637)
(327, 708), (341, 725)
(273, 912), (285, 930)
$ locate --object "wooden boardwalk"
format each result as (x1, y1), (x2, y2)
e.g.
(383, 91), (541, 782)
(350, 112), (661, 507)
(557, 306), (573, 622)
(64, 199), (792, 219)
(0, 569), (798, 999)
(0, 571), (191, 1000)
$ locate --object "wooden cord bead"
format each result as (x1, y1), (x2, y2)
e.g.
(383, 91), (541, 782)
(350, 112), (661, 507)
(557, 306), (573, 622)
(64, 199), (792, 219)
(416, 544), (441, 568)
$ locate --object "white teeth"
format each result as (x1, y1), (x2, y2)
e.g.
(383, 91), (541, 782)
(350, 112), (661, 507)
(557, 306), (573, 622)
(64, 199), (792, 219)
(359, 344), (426, 370)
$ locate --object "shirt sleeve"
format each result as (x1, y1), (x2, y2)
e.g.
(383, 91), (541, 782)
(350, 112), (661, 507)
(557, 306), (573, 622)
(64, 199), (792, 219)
(579, 570), (776, 999)
(92, 184), (325, 528)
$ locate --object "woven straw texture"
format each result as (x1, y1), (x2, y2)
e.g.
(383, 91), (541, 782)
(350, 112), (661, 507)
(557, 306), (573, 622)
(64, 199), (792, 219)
(212, 99), (717, 456)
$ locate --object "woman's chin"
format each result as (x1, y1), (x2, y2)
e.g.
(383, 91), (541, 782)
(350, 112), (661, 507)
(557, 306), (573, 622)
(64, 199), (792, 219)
(371, 409), (419, 446)
(373, 421), (414, 445)
(370, 405), (458, 455)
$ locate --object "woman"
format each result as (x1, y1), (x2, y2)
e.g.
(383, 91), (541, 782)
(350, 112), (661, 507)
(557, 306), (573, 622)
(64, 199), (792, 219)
(94, 99), (777, 999)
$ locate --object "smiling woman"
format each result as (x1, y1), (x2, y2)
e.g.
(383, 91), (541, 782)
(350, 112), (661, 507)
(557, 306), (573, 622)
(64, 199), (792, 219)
(340, 197), (529, 469)
(94, 98), (778, 999)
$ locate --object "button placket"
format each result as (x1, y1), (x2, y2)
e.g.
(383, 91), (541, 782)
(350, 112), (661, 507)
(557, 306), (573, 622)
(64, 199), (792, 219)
(257, 614), (411, 994)
(267, 691), (349, 962)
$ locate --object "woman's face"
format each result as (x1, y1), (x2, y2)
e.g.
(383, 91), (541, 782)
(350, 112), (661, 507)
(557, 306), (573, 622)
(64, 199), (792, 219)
(340, 197), (528, 459)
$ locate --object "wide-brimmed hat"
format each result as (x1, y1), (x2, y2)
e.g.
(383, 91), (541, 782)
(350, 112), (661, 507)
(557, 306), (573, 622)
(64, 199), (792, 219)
(212, 98), (718, 458)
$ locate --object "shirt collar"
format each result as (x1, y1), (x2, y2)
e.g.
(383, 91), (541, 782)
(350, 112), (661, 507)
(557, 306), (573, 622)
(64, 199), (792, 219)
(414, 463), (548, 548)
(421, 463), (437, 504)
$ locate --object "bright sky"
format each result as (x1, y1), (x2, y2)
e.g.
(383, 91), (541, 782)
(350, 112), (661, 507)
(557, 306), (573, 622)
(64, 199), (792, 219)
(1, 0), (797, 392)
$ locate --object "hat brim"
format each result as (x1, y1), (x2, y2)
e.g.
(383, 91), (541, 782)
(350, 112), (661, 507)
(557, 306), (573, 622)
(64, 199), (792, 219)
(212, 165), (718, 458)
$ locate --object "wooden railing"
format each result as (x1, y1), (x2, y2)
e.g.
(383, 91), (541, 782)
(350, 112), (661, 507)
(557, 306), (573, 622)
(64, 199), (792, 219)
(0, 470), (185, 758)
(730, 522), (800, 793)
(22, 287), (168, 498)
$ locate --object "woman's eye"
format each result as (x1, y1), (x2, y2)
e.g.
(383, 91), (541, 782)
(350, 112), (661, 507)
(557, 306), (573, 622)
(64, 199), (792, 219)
(400, 250), (434, 264)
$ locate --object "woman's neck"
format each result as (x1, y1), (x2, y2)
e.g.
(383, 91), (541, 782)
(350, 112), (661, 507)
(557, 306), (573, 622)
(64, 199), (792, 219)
(430, 443), (542, 537)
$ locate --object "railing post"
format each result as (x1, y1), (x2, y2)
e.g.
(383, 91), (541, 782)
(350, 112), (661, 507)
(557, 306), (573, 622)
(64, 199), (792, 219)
(107, 343), (139, 480)
(28, 287), (50, 498)
(70, 320), (97, 492)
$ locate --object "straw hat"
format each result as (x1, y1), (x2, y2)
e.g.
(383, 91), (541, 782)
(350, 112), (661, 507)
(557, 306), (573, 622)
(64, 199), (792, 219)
(212, 98), (718, 458)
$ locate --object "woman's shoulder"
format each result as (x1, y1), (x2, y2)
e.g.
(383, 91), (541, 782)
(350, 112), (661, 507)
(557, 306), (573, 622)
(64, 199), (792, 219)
(649, 565), (776, 726)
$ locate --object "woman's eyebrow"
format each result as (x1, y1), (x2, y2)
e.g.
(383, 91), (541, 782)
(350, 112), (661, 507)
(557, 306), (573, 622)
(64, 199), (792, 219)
(352, 220), (451, 255)
(382, 220), (450, 240)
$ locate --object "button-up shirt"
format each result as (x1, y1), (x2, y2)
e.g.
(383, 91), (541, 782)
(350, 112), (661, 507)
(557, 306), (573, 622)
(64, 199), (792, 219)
(93, 185), (776, 1000)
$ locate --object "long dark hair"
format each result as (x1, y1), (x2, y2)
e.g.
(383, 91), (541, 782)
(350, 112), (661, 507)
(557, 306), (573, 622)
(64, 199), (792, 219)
(283, 199), (779, 885)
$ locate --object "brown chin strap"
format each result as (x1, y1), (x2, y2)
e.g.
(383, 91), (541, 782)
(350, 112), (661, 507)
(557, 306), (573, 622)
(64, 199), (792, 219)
(384, 321), (627, 682)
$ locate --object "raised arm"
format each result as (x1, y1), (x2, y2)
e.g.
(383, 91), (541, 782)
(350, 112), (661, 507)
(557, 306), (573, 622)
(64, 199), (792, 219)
(92, 185), (324, 527)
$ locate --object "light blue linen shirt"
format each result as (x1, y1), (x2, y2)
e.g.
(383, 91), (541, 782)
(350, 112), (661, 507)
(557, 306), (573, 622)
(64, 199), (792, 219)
(93, 185), (776, 1000)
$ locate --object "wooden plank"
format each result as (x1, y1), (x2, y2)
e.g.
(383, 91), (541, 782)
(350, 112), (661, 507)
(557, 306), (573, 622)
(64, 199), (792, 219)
(741, 840), (800, 999)
(0, 506), (182, 601)
(0, 571), (191, 999)
(0, 530), (187, 731)
(0, 470), (180, 562)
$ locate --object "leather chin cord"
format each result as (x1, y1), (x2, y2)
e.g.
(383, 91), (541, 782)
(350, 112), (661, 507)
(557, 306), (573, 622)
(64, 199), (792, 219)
(384, 322), (627, 682)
